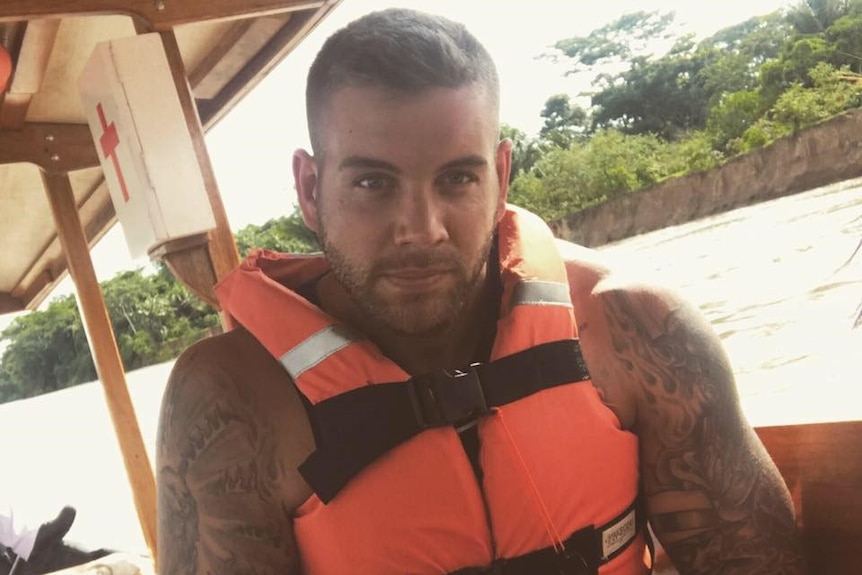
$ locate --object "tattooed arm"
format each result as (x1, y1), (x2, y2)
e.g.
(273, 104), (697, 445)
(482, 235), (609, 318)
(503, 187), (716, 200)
(596, 285), (806, 574)
(156, 328), (314, 575)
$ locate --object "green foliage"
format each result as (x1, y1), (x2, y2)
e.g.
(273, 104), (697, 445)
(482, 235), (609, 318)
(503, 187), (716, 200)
(554, 11), (677, 72)
(581, 12), (790, 139)
(662, 132), (725, 174)
(539, 94), (589, 148)
(234, 208), (319, 257)
(591, 51), (713, 139)
(760, 36), (834, 95)
(825, 14), (862, 71)
(706, 89), (770, 152)
(0, 208), (320, 403)
(0, 297), (95, 402)
(0, 266), (221, 402)
(785, 0), (862, 35)
(500, 124), (546, 182)
(698, 14), (792, 103)
(738, 118), (793, 151)
(508, 130), (671, 221)
(508, 3), (862, 226)
(102, 267), (221, 370)
(758, 62), (862, 135)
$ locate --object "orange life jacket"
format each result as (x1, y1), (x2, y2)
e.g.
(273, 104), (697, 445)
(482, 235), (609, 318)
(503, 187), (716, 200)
(216, 206), (651, 575)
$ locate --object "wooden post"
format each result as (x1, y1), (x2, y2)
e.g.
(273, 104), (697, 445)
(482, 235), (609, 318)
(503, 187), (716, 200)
(159, 31), (240, 282)
(42, 170), (158, 560)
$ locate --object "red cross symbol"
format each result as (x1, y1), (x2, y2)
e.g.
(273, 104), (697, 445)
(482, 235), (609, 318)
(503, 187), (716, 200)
(96, 102), (130, 203)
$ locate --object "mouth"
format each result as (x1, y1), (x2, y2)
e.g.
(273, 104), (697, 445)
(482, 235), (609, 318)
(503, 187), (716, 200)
(380, 268), (452, 291)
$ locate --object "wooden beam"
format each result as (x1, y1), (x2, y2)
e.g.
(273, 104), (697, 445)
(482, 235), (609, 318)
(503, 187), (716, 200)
(198, 1), (341, 128)
(8, 19), (60, 93)
(187, 18), (256, 94)
(1, 19), (60, 129)
(0, 21), (27, 127)
(159, 30), (240, 299)
(0, 292), (24, 315)
(16, 269), (58, 311)
(0, 0), (324, 30)
(0, 93), (30, 128)
(81, 185), (118, 247)
(12, 177), (113, 312)
(42, 170), (157, 560)
(0, 123), (100, 172)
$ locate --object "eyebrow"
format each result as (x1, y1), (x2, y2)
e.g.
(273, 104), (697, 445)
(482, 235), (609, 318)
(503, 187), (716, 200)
(338, 156), (401, 173)
(440, 155), (489, 171)
(338, 154), (489, 173)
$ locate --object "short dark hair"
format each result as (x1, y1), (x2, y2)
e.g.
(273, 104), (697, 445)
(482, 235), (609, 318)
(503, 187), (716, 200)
(305, 8), (500, 155)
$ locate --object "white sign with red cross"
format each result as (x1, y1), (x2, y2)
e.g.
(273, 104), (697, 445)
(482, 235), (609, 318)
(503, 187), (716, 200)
(78, 33), (215, 258)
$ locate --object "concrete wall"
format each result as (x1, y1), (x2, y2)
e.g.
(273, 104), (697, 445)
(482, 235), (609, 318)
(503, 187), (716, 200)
(550, 109), (862, 247)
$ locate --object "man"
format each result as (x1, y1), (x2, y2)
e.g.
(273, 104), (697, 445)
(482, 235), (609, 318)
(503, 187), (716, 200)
(0, 506), (76, 563)
(157, 8), (806, 575)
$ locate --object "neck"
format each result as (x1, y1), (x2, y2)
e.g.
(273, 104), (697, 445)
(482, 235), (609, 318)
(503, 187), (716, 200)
(318, 269), (498, 375)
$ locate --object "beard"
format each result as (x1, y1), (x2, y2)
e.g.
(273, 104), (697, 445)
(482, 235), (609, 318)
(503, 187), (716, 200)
(319, 227), (496, 336)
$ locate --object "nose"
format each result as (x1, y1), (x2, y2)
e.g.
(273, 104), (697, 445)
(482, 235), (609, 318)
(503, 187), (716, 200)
(393, 186), (449, 247)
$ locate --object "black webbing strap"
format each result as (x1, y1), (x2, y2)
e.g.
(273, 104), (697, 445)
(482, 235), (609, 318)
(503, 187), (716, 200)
(298, 339), (590, 503)
(450, 497), (646, 575)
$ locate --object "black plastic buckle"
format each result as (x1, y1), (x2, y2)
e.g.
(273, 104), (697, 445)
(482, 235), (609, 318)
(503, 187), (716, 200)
(408, 364), (489, 429)
(559, 525), (599, 575)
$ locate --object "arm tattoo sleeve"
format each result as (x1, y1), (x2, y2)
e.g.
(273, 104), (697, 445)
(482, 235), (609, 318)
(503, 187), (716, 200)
(603, 290), (807, 575)
(157, 360), (300, 575)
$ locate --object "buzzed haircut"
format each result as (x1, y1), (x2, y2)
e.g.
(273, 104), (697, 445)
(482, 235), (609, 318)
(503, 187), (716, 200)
(305, 7), (500, 155)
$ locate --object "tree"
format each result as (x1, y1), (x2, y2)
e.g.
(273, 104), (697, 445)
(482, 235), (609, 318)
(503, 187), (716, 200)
(553, 11), (678, 73)
(0, 296), (95, 401)
(234, 208), (319, 257)
(825, 14), (862, 72)
(590, 50), (713, 139)
(508, 130), (672, 222)
(784, 0), (862, 34)
(0, 209), (320, 402)
(500, 124), (544, 182)
(589, 14), (789, 139)
(760, 35), (835, 95)
(697, 14), (792, 103)
(706, 89), (770, 152)
(760, 3), (862, 98)
(769, 62), (862, 130)
(539, 94), (589, 148)
(101, 267), (221, 370)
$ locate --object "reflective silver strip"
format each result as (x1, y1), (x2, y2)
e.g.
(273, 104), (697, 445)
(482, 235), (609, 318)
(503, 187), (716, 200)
(511, 280), (572, 308)
(280, 324), (359, 379)
(601, 506), (637, 559)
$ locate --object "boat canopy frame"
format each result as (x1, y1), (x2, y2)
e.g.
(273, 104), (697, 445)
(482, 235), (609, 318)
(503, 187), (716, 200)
(0, 0), (341, 563)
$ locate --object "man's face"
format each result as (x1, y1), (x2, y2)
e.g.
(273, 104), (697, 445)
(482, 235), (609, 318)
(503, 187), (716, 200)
(295, 85), (511, 336)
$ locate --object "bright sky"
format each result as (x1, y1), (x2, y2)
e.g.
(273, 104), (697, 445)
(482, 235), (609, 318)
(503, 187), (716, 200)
(0, 0), (792, 334)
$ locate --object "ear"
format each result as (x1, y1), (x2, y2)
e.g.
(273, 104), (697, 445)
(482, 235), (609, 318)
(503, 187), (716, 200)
(293, 149), (321, 233)
(494, 137), (514, 222)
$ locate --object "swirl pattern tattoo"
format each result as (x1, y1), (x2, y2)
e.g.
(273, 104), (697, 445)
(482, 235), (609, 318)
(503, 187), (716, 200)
(602, 289), (806, 574)
(156, 341), (301, 575)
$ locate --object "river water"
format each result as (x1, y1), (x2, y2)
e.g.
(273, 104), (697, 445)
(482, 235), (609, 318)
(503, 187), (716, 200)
(598, 178), (862, 427)
(0, 180), (860, 558)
